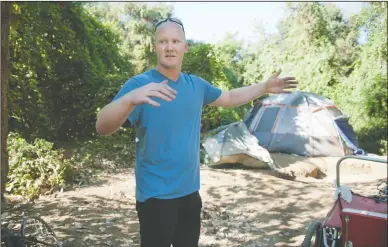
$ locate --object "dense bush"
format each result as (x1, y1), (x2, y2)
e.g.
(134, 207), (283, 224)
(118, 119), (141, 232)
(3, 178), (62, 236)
(6, 127), (136, 200)
(8, 2), (132, 143)
(6, 132), (72, 200)
(67, 128), (136, 171)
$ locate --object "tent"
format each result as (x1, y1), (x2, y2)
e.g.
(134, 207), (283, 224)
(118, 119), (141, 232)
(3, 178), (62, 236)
(202, 122), (274, 168)
(243, 91), (360, 157)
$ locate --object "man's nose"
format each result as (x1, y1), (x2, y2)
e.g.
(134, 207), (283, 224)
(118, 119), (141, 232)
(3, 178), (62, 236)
(165, 42), (174, 51)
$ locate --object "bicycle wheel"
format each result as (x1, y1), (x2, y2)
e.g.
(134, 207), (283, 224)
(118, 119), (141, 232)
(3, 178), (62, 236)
(20, 216), (62, 247)
(301, 220), (323, 247)
(2, 229), (27, 247)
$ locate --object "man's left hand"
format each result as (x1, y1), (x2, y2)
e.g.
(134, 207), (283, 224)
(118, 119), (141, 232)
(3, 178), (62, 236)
(264, 70), (298, 94)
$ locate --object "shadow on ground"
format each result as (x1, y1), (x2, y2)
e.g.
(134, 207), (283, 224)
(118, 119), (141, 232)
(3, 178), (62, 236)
(199, 166), (385, 247)
(32, 195), (139, 247)
(4, 168), (140, 247)
(4, 163), (385, 247)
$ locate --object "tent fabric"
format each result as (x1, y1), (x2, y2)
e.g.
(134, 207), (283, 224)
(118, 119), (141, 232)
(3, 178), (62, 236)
(202, 122), (274, 168)
(335, 116), (359, 149)
(243, 91), (359, 157)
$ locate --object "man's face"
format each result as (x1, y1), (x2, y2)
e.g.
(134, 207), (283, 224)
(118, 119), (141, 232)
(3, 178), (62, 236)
(154, 22), (188, 70)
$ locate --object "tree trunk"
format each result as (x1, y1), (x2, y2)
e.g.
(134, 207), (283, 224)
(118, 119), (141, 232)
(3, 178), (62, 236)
(1, 1), (11, 213)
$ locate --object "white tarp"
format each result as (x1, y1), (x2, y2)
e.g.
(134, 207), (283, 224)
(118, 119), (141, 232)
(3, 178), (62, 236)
(202, 122), (274, 168)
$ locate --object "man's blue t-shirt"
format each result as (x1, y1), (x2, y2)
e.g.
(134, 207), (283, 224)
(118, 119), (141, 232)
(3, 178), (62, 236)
(112, 68), (222, 202)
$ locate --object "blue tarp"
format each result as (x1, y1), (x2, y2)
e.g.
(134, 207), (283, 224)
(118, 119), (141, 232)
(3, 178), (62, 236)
(334, 117), (365, 155)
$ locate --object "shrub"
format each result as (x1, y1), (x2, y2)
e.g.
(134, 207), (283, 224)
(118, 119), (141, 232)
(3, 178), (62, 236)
(68, 127), (136, 171)
(6, 132), (73, 200)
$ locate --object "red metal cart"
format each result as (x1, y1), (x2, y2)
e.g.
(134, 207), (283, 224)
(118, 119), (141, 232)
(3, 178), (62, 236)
(301, 155), (387, 247)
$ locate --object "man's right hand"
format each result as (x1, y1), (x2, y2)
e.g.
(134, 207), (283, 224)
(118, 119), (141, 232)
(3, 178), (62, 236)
(125, 80), (177, 107)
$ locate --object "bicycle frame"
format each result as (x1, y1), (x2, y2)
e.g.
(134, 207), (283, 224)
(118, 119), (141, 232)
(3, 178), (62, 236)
(334, 155), (387, 247)
(336, 155), (387, 188)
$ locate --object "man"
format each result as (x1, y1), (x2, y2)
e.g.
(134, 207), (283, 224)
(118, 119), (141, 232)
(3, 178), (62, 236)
(96, 17), (297, 247)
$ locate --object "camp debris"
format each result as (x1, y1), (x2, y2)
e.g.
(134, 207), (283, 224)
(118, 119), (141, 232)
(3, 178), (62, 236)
(243, 91), (362, 157)
(202, 122), (274, 168)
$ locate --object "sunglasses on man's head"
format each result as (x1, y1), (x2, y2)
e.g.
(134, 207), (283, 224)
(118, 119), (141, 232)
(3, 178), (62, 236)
(155, 17), (185, 32)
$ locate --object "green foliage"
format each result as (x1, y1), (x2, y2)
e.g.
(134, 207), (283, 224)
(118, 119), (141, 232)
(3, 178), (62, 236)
(183, 42), (248, 132)
(8, 2), (131, 142)
(6, 127), (136, 200)
(215, 34), (248, 89)
(6, 132), (72, 200)
(263, 2), (352, 100)
(123, 3), (173, 73)
(379, 140), (387, 156)
(88, 2), (173, 74)
(67, 128), (136, 171)
(94, 74), (133, 116)
(334, 2), (387, 154)
(183, 42), (226, 83)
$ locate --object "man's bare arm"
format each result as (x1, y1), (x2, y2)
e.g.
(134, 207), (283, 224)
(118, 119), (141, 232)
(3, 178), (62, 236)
(210, 83), (267, 108)
(96, 80), (177, 136)
(210, 71), (297, 108)
(96, 95), (136, 136)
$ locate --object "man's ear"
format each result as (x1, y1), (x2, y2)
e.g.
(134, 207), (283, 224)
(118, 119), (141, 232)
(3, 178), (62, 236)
(184, 42), (189, 53)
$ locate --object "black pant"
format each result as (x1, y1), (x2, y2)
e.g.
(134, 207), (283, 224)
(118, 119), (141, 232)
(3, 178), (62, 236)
(136, 191), (202, 247)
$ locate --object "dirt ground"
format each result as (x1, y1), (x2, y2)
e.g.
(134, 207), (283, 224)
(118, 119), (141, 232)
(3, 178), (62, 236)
(2, 154), (387, 247)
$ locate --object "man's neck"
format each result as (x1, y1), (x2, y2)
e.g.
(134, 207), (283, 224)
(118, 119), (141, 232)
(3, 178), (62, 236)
(155, 65), (181, 82)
